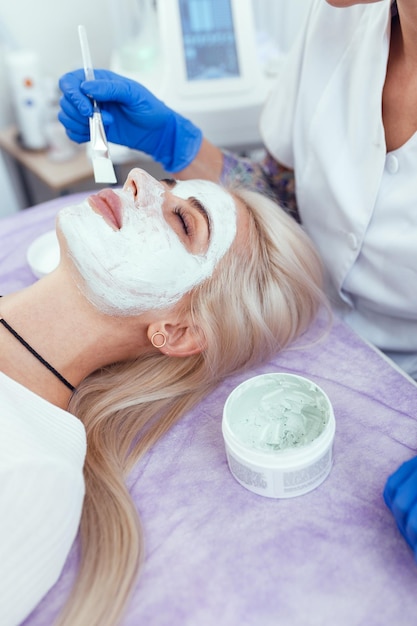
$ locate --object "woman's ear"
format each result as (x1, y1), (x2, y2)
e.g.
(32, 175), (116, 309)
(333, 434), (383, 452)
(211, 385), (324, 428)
(147, 321), (207, 357)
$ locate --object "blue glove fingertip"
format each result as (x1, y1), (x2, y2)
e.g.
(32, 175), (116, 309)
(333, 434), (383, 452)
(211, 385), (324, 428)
(65, 128), (90, 144)
(77, 94), (94, 117)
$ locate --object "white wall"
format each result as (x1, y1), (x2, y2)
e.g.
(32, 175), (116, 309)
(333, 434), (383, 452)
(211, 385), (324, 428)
(0, 0), (116, 215)
(0, 0), (115, 128)
(255, 0), (312, 54)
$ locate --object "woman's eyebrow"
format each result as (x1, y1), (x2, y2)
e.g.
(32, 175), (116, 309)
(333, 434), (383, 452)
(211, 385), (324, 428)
(189, 196), (211, 238)
(160, 178), (176, 188)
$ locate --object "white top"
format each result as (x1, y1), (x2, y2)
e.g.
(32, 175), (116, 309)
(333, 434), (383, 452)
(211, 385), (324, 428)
(0, 372), (86, 626)
(260, 0), (417, 358)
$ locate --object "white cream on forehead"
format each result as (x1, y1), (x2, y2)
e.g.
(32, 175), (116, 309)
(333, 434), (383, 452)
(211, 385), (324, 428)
(57, 175), (236, 316)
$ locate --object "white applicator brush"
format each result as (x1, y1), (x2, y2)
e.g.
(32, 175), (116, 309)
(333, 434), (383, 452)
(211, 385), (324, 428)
(78, 24), (117, 184)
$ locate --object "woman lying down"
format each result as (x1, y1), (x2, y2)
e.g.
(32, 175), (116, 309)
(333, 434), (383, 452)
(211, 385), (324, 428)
(0, 168), (325, 626)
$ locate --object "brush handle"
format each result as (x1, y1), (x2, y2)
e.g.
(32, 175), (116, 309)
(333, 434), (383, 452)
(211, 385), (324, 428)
(78, 25), (102, 117)
(78, 25), (95, 82)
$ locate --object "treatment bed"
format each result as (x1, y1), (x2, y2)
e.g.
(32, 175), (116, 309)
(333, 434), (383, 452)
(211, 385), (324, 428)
(1, 193), (417, 626)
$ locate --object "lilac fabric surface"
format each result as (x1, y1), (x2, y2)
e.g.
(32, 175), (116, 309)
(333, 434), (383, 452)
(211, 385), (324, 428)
(2, 196), (417, 626)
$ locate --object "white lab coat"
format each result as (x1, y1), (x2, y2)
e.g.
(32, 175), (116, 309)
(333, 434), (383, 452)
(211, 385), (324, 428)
(260, 0), (417, 371)
(0, 372), (86, 626)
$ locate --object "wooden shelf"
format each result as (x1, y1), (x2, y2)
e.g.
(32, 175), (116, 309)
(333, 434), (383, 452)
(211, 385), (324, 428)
(0, 126), (94, 191)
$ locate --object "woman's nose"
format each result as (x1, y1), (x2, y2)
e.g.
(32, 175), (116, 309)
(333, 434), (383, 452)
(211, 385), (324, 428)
(123, 168), (165, 205)
(123, 168), (144, 199)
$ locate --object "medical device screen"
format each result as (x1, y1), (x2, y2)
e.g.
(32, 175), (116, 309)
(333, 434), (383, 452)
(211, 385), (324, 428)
(178, 0), (240, 81)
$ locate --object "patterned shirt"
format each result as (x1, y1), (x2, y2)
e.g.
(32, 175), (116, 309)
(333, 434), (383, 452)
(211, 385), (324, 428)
(220, 150), (299, 221)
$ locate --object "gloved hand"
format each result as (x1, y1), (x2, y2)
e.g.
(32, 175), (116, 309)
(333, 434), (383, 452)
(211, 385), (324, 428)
(383, 455), (417, 557)
(58, 69), (203, 173)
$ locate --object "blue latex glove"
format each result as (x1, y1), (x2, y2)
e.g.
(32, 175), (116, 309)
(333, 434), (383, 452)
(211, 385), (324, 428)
(383, 455), (417, 558)
(58, 69), (203, 173)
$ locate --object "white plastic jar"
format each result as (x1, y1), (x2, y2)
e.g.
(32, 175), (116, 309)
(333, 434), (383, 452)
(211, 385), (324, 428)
(222, 372), (335, 498)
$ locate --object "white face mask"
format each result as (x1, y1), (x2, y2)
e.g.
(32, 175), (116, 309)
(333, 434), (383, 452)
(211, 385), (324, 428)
(57, 174), (237, 316)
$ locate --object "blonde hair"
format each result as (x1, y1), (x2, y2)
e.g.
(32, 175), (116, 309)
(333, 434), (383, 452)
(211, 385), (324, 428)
(58, 188), (326, 626)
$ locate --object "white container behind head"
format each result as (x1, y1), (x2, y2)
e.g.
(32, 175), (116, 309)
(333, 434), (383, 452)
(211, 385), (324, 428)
(26, 230), (60, 279)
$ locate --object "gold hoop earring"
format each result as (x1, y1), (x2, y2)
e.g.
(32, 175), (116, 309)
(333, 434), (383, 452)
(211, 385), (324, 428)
(151, 331), (167, 348)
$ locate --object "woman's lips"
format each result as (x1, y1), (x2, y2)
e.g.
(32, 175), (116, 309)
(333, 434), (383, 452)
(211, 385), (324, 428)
(88, 189), (122, 230)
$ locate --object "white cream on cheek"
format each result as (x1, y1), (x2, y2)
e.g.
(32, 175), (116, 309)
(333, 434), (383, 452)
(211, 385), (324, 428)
(57, 176), (236, 316)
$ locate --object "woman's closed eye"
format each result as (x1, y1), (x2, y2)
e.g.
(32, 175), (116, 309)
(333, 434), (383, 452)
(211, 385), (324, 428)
(174, 206), (193, 237)
(160, 180), (210, 254)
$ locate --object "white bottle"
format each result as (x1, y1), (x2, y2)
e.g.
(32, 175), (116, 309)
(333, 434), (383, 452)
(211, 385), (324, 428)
(5, 49), (47, 150)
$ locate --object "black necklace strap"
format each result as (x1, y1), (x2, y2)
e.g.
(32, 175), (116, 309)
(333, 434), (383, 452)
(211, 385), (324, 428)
(0, 316), (76, 393)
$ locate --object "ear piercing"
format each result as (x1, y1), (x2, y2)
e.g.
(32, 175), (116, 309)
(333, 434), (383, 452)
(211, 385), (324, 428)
(151, 331), (167, 348)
